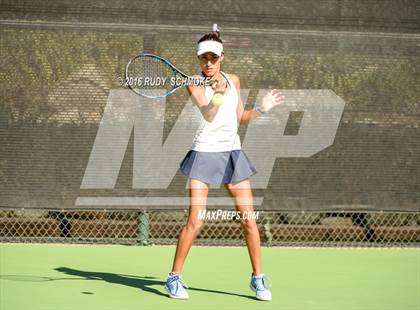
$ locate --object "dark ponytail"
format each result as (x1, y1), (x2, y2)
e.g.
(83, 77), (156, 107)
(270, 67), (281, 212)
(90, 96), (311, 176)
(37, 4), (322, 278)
(197, 31), (223, 44)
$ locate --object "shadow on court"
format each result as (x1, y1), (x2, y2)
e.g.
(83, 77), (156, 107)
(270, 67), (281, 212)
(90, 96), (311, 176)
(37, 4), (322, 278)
(51, 267), (256, 300)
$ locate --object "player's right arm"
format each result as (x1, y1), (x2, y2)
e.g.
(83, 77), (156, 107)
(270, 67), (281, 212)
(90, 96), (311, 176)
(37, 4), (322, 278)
(187, 75), (225, 123)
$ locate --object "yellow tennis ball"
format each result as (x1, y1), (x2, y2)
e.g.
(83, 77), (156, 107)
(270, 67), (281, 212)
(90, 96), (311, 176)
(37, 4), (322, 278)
(211, 93), (224, 107)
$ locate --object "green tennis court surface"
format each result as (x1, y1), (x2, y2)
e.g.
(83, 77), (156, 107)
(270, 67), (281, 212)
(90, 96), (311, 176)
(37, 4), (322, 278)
(0, 244), (418, 310)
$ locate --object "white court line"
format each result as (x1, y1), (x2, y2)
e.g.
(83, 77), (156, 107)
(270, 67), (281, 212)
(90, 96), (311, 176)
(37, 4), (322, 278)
(75, 196), (265, 206)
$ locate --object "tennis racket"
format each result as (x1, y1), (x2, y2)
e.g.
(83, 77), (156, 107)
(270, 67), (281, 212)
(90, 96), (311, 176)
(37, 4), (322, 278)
(125, 53), (221, 98)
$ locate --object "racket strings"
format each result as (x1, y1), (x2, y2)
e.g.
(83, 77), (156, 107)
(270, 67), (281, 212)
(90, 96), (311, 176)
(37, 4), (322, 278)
(127, 57), (173, 97)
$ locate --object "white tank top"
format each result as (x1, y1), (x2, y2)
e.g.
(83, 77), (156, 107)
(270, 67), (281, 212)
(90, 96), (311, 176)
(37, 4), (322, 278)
(191, 72), (241, 152)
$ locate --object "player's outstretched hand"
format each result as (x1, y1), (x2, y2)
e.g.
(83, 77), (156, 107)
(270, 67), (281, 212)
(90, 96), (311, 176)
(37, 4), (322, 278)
(260, 90), (285, 113)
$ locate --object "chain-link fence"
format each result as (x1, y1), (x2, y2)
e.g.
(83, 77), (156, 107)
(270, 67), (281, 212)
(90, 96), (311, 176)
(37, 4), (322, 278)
(1, 208), (418, 247)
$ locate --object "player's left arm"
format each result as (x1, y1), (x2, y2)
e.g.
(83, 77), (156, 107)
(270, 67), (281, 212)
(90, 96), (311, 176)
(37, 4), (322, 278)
(231, 74), (258, 125)
(231, 74), (284, 125)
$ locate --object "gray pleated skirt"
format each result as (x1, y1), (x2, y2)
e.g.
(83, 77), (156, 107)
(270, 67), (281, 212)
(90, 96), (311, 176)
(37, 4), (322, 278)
(179, 149), (257, 185)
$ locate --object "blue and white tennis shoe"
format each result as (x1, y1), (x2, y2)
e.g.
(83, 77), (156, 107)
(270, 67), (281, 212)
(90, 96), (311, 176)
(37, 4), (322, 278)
(164, 273), (189, 299)
(250, 273), (272, 301)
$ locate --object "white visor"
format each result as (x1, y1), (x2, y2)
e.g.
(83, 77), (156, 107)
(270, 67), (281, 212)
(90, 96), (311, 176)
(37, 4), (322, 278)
(197, 40), (223, 56)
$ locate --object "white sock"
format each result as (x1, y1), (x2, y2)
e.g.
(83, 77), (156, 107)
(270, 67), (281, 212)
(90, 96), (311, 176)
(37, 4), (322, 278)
(169, 272), (180, 277)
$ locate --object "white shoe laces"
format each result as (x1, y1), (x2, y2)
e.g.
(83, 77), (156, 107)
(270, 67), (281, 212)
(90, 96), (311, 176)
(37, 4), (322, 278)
(253, 274), (272, 291)
(167, 274), (189, 293)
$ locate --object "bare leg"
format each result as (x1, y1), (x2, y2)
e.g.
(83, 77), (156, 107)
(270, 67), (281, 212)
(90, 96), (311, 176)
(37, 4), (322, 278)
(171, 178), (208, 273)
(226, 179), (262, 275)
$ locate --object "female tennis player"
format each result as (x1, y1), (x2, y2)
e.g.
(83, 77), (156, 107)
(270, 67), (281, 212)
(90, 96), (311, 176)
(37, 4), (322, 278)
(164, 25), (284, 301)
